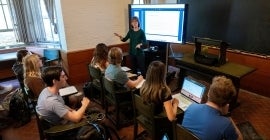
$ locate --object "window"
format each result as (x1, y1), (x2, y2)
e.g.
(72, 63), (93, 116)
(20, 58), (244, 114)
(40, 0), (59, 44)
(0, 0), (20, 49)
(0, 0), (60, 50)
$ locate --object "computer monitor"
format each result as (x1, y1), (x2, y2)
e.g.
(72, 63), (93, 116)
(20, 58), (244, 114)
(129, 4), (187, 44)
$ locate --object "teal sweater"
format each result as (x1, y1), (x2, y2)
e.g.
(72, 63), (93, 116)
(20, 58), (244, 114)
(122, 29), (146, 55)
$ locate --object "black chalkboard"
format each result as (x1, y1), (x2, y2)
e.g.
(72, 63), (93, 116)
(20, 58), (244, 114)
(179, 0), (270, 55)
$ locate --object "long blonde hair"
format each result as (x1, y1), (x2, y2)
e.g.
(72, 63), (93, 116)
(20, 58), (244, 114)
(23, 54), (42, 78)
(140, 61), (171, 103)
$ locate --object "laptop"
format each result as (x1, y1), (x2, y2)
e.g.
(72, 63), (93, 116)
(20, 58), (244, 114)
(172, 77), (206, 111)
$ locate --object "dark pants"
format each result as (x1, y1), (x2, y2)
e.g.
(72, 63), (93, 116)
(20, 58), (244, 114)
(130, 54), (145, 77)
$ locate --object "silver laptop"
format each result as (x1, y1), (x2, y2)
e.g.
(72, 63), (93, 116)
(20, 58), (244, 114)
(172, 77), (206, 111)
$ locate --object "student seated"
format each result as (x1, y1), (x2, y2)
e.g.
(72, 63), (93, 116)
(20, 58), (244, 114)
(90, 43), (109, 72)
(182, 76), (243, 140)
(140, 61), (179, 121)
(36, 66), (90, 125)
(105, 47), (143, 89)
(23, 54), (45, 98)
(12, 49), (30, 88)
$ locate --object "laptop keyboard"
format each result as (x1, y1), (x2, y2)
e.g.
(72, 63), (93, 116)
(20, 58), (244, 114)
(178, 94), (193, 111)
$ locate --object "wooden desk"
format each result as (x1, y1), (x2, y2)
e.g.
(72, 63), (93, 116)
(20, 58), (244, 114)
(0, 52), (17, 79)
(174, 53), (256, 110)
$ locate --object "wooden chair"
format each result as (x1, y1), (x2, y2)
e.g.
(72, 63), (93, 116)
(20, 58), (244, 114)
(35, 109), (87, 140)
(173, 123), (199, 140)
(87, 65), (104, 108)
(132, 91), (174, 140)
(102, 76), (133, 129)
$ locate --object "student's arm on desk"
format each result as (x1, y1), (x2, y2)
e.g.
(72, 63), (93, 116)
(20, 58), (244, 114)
(126, 75), (144, 89)
(164, 98), (179, 121)
(63, 97), (90, 123)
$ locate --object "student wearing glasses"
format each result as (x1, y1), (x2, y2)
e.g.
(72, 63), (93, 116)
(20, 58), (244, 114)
(36, 66), (90, 125)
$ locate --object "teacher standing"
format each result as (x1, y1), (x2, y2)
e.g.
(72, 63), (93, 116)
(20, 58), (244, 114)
(114, 16), (147, 77)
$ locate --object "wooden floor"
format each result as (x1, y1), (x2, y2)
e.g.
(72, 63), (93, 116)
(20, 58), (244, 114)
(0, 79), (270, 140)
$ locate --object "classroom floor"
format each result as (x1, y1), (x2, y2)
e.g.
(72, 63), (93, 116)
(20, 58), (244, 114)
(0, 78), (269, 140)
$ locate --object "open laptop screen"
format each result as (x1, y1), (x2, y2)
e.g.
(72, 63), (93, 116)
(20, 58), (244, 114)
(181, 77), (206, 103)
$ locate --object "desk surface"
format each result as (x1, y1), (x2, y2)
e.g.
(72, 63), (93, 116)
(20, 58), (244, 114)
(175, 53), (256, 79)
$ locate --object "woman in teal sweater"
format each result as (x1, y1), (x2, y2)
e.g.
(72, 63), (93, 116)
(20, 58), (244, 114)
(114, 16), (147, 76)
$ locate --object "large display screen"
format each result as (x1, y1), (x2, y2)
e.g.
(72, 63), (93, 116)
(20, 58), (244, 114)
(129, 4), (187, 44)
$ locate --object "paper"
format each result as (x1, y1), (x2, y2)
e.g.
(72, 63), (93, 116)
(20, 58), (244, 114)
(121, 66), (131, 72)
(127, 72), (137, 78)
(136, 79), (145, 89)
(59, 86), (78, 96)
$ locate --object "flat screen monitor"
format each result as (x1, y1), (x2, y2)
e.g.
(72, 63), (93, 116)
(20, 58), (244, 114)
(129, 4), (187, 44)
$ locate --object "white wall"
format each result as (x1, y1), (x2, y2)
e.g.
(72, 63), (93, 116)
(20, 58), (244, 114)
(59, 0), (131, 51)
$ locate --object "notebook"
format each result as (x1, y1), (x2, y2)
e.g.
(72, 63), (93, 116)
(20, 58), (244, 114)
(121, 66), (131, 72)
(59, 86), (78, 96)
(172, 77), (206, 111)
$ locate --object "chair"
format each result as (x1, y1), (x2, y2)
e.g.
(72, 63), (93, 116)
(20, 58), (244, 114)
(87, 64), (104, 108)
(173, 123), (199, 140)
(43, 49), (61, 66)
(132, 91), (174, 140)
(23, 87), (37, 113)
(15, 73), (24, 89)
(102, 76), (133, 129)
(35, 109), (87, 140)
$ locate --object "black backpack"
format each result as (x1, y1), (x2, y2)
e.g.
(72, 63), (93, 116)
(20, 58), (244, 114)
(76, 123), (107, 140)
(9, 88), (31, 127)
(77, 109), (121, 140)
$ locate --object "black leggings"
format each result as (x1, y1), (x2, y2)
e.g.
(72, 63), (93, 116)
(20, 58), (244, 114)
(130, 54), (145, 77)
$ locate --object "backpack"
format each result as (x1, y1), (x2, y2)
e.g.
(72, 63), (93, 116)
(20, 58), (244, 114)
(83, 82), (93, 99)
(76, 109), (121, 140)
(1, 89), (17, 111)
(76, 123), (107, 140)
(9, 88), (31, 127)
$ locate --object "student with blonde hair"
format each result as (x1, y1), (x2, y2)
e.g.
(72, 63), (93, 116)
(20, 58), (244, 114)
(23, 54), (44, 98)
(23, 54), (80, 109)
(105, 47), (143, 89)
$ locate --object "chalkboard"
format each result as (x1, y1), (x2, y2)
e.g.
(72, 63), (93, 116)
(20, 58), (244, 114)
(179, 0), (270, 55)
